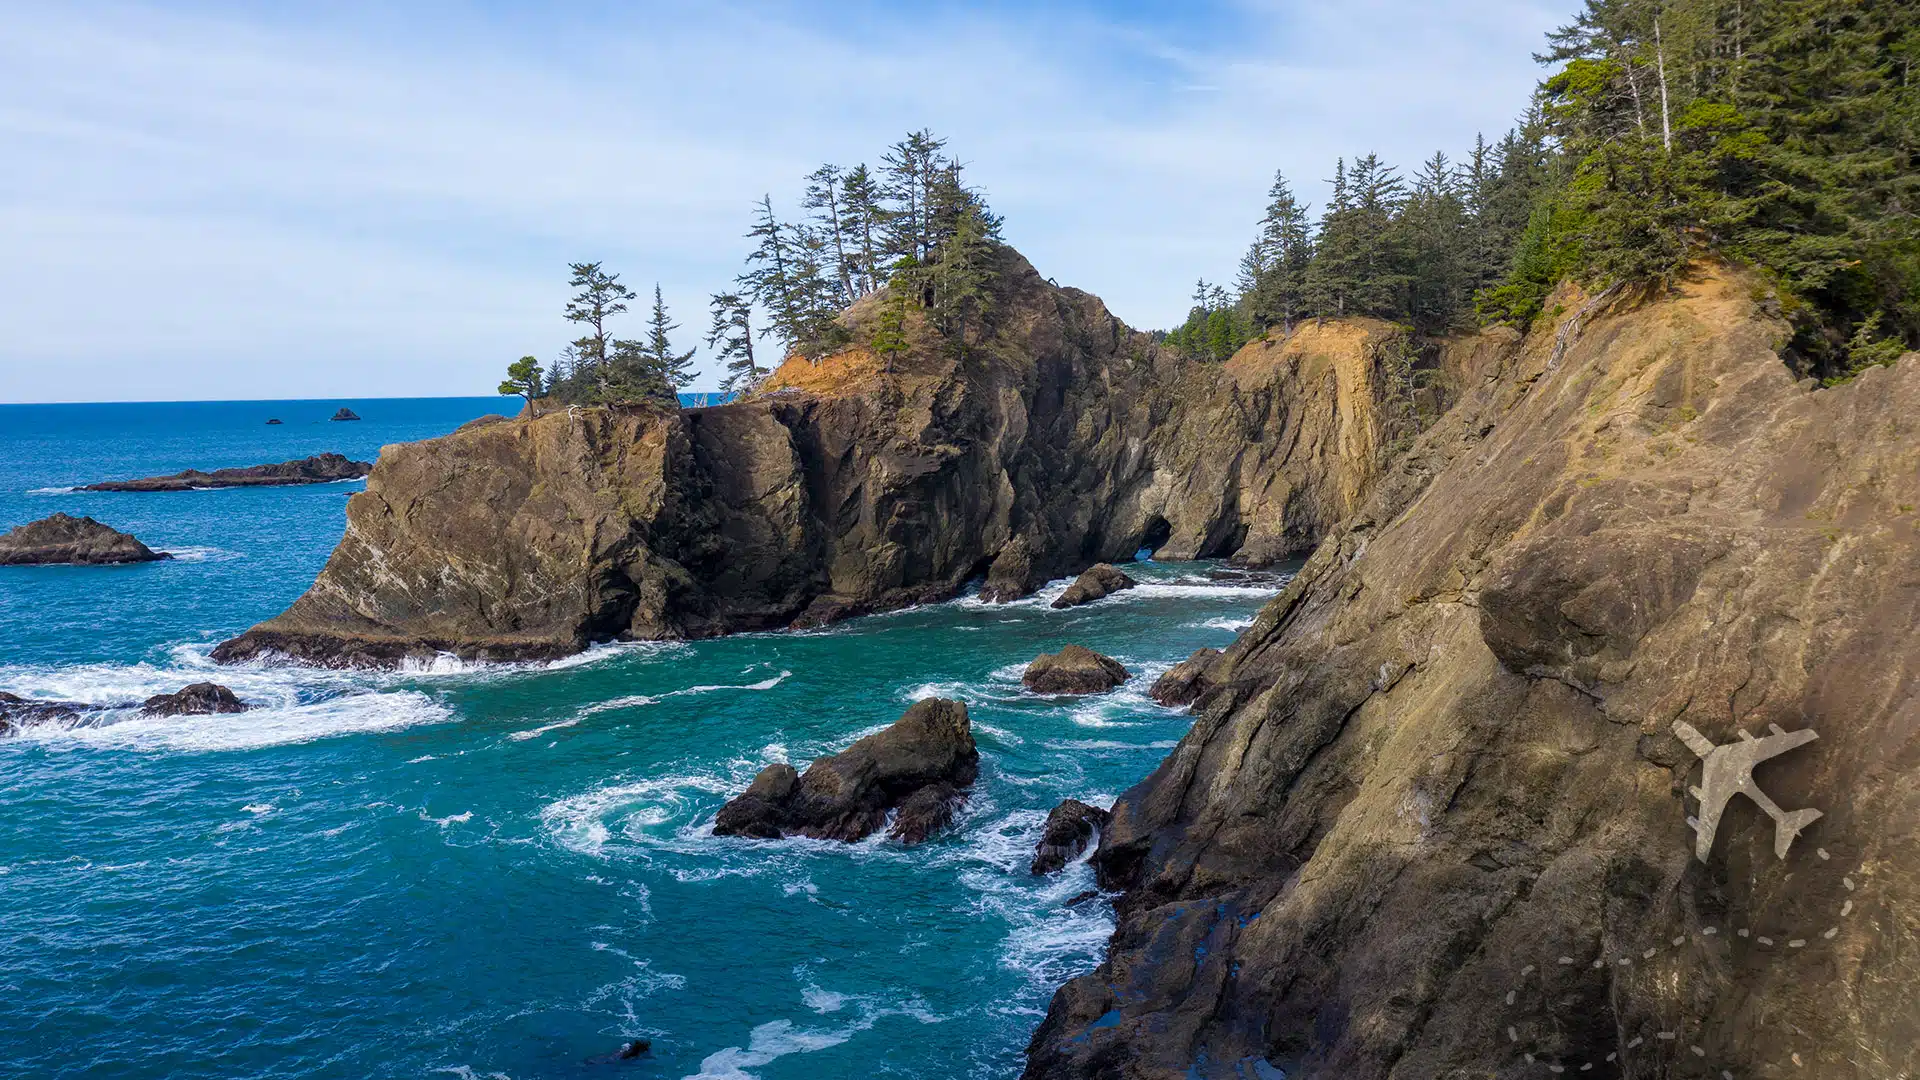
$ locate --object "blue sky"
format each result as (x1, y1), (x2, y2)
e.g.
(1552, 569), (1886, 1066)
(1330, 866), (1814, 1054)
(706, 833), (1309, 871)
(1, 0), (1576, 402)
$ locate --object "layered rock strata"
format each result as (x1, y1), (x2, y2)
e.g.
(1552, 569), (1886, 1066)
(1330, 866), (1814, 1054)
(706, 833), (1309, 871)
(712, 697), (978, 846)
(1023, 269), (1920, 1079)
(215, 248), (1467, 666)
(0, 514), (170, 565)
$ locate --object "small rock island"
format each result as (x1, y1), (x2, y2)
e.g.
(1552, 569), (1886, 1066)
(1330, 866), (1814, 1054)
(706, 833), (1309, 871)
(330, 408), (361, 422)
(0, 513), (172, 566)
(81, 453), (371, 492)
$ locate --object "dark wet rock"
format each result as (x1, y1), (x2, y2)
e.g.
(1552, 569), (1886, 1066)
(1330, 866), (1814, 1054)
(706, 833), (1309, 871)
(1064, 889), (1101, 908)
(0, 692), (94, 737)
(265, 418), (283, 425)
(1051, 564), (1137, 609)
(1031, 799), (1111, 874)
(712, 698), (978, 846)
(330, 408), (361, 421)
(1147, 647), (1223, 708)
(584, 1038), (652, 1064)
(0, 513), (171, 566)
(82, 453), (371, 493)
(1022, 646), (1129, 696)
(141, 682), (249, 717)
(1204, 568), (1288, 587)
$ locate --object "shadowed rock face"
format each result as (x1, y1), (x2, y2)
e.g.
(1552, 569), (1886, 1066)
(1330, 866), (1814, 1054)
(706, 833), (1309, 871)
(0, 514), (170, 565)
(213, 248), (1467, 668)
(1146, 647), (1222, 708)
(82, 453), (371, 492)
(1023, 646), (1130, 696)
(1022, 269), (1920, 1080)
(1052, 564), (1137, 609)
(1032, 799), (1112, 875)
(712, 697), (979, 846)
(141, 683), (248, 717)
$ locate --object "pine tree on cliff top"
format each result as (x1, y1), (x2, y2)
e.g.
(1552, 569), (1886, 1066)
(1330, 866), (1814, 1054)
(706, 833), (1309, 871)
(707, 291), (762, 393)
(562, 262), (636, 401)
(638, 284), (697, 396)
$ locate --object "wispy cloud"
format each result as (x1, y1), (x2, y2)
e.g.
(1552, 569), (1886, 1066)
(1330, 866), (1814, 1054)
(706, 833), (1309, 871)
(0, 0), (1573, 401)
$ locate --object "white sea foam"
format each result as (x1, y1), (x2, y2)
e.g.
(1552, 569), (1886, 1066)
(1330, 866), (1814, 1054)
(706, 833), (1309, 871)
(26, 485), (77, 495)
(420, 809), (473, 827)
(579, 670), (790, 719)
(157, 545), (240, 563)
(683, 993), (942, 1080)
(1190, 615), (1255, 631)
(15, 690), (451, 753)
(507, 718), (579, 742)
(541, 771), (747, 858)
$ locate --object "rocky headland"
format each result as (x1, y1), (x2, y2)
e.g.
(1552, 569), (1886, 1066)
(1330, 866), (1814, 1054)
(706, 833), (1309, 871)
(1022, 268), (1920, 1079)
(712, 697), (979, 846)
(82, 453), (371, 492)
(212, 247), (1449, 666)
(0, 513), (171, 565)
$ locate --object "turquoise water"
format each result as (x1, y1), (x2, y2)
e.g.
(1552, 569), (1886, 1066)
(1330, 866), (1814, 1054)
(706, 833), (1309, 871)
(0, 398), (1283, 1079)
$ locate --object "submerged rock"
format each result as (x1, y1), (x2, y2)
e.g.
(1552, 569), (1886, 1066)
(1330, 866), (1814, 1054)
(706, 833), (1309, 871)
(1031, 799), (1111, 874)
(713, 698), (979, 846)
(1148, 647), (1223, 708)
(330, 408), (361, 421)
(0, 692), (92, 737)
(0, 513), (171, 566)
(584, 1038), (652, 1064)
(1022, 646), (1129, 695)
(82, 453), (371, 492)
(141, 683), (249, 717)
(1051, 564), (1137, 609)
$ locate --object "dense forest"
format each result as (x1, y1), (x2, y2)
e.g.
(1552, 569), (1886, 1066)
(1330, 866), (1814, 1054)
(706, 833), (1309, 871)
(1179, 0), (1917, 383)
(511, 0), (1914, 406)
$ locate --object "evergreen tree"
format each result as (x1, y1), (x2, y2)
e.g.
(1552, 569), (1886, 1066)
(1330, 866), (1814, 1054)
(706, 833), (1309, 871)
(804, 164), (854, 306)
(930, 203), (996, 344)
(1241, 170), (1313, 332)
(498, 355), (544, 407)
(561, 262), (637, 402)
(882, 130), (948, 263)
(638, 284), (697, 396)
(840, 164), (888, 295)
(1396, 151), (1472, 332)
(707, 291), (763, 393)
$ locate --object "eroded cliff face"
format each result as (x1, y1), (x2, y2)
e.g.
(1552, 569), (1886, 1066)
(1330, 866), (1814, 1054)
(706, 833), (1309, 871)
(1024, 268), (1920, 1079)
(215, 249), (1448, 666)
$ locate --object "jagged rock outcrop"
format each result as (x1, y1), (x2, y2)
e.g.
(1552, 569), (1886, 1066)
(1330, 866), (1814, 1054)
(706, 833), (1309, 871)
(141, 683), (249, 717)
(0, 514), (171, 565)
(330, 408), (361, 421)
(1023, 268), (1920, 1079)
(1024, 645), (1131, 696)
(214, 247), (1459, 667)
(82, 453), (371, 492)
(0, 692), (91, 736)
(1147, 647), (1222, 708)
(1032, 799), (1112, 875)
(712, 697), (978, 846)
(1053, 564), (1137, 609)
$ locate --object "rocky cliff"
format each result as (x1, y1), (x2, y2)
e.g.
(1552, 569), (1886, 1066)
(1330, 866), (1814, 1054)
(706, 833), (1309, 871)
(215, 248), (1447, 666)
(1024, 268), (1920, 1079)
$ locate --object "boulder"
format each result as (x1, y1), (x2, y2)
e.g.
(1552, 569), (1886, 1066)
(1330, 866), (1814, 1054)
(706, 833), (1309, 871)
(0, 514), (171, 566)
(1022, 645), (1129, 695)
(1147, 647), (1223, 707)
(1050, 564), (1137, 609)
(1031, 799), (1111, 874)
(331, 408), (361, 421)
(712, 698), (979, 845)
(141, 683), (249, 717)
(82, 453), (371, 492)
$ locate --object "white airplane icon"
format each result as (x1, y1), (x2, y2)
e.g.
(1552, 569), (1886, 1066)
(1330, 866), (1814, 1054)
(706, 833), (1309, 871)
(1673, 720), (1822, 862)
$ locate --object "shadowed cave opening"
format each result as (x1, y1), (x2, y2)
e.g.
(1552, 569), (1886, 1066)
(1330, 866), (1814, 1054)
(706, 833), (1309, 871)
(1137, 516), (1172, 560)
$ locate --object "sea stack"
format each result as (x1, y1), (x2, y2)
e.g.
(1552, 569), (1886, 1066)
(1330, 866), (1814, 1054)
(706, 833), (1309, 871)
(0, 514), (171, 566)
(1022, 645), (1129, 695)
(712, 698), (979, 846)
(330, 408), (361, 421)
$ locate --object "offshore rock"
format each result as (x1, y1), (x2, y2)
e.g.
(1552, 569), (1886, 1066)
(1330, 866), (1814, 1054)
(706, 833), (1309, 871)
(1052, 564), (1137, 609)
(0, 513), (171, 565)
(1146, 646), (1222, 708)
(1024, 269), (1920, 1079)
(0, 692), (92, 737)
(82, 453), (371, 492)
(215, 247), (1465, 667)
(330, 408), (361, 421)
(141, 683), (249, 717)
(712, 698), (978, 846)
(1023, 645), (1129, 695)
(1032, 799), (1111, 875)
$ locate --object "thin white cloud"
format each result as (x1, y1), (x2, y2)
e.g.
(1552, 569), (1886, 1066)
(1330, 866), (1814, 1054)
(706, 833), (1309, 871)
(0, 0), (1574, 402)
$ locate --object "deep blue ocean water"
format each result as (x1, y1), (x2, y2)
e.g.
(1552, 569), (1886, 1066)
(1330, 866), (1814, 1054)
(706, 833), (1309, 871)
(0, 397), (1283, 1080)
